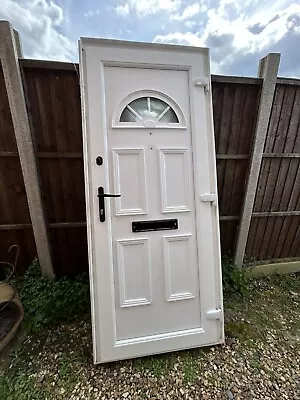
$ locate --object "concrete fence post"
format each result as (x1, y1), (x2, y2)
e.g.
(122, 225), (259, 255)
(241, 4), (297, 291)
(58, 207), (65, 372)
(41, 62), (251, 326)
(234, 53), (281, 267)
(0, 21), (54, 279)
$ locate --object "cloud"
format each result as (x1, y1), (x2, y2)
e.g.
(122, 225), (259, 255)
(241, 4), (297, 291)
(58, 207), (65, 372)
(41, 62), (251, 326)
(171, 3), (202, 21)
(185, 20), (197, 29)
(154, 0), (300, 76)
(248, 23), (267, 35)
(115, 3), (130, 17)
(0, 0), (76, 61)
(84, 9), (101, 18)
(115, 0), (182, 16)
(154, 31), (203, 46)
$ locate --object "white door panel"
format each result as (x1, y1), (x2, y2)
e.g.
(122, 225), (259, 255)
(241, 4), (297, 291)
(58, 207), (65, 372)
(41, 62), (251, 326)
(80, 39), (223, 363)
(159, 148), (192, 213)
(112, 148), (147, 215)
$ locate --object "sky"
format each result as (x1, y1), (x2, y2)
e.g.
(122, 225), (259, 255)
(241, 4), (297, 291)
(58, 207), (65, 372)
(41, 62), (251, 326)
(1, 0), (300, 77)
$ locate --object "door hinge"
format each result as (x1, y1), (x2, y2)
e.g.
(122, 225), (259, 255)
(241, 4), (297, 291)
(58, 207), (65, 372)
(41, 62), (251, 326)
(206, 308), (223, 320)
(193, 78), (210, 94)
(200, 193), (217, 206)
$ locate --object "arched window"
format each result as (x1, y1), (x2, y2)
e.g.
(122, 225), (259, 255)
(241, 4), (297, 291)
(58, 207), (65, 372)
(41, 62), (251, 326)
(120, 97), (179, 124)
(113, 91), (186, 129)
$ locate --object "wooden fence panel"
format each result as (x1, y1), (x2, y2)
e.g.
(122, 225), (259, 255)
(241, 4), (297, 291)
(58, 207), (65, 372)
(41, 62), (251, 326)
(49, 227), (88, 277)
(212, 82), (261, 255)
(246, 83), (300, 260)
(0, 62), (36, 272)
(22, 65), (87, 276)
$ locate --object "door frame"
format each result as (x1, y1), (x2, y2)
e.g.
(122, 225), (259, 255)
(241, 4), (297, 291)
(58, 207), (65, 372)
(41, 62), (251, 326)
(79, 38), (223, 363)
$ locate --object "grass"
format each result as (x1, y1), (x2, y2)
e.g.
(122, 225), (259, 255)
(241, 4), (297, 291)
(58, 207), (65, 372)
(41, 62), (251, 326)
(223, 272), (300, 341)
(0, 261), (299, 399)
(135, 353), (175, 378)
(181, 351), (199, 383)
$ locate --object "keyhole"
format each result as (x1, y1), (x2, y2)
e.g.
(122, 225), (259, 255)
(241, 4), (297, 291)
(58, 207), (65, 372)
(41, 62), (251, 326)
(149, 132), (152, 135)
(96, 156), (103, 166)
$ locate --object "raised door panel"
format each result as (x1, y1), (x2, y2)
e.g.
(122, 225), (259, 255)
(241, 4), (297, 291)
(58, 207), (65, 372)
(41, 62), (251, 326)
(159, 148), (191, 213)
(113, 148), (147, 215)
(163, 234), (195, 302)
(116, 238), (152, 308)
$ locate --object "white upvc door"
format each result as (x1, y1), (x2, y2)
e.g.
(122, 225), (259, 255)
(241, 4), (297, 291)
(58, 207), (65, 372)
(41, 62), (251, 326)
(80, 39), (223, 364)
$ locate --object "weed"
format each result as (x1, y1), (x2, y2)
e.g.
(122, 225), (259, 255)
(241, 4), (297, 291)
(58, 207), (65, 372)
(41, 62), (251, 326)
(250, 358), (261, 371)
(225, 321), (255, 340)
(134, 354), (175, 378)
(139, 388), (147, 399)
(58, 353), (72, 378)
(0, 372), (45, 400)
(13, 260), (90, 333)
(56, 352), (79, 394)
(266, 272), (300, 291)
(181, 352), (198, 383)
(222, 257), (252, 296)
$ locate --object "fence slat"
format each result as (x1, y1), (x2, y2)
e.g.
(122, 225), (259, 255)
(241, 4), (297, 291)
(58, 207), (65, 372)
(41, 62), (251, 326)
(257, 86), (296, 259)
(248, 85), (285, 258)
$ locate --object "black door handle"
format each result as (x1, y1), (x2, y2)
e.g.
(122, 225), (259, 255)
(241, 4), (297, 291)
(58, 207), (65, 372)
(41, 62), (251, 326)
(97, 186), (121, 222)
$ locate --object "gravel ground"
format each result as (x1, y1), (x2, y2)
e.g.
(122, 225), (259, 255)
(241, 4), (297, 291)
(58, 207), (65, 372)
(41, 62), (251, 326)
(1, 275), (299, 400)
